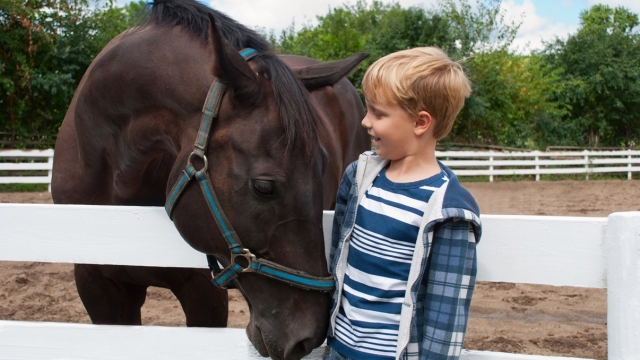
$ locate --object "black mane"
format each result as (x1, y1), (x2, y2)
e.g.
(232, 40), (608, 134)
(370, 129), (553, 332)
(148, 0), (319, 155)
(150, 0), (271, 53)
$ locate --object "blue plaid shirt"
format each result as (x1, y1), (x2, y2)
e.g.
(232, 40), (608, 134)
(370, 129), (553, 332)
(327, 152), (482, 360)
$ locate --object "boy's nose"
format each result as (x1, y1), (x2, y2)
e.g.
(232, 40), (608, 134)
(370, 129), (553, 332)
(361, 116), (371, 129)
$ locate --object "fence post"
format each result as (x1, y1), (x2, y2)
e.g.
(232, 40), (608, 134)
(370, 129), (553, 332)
(606, 212), (640, 359)
(584, 150), (589, 180)
(47, 154), (54, 192)
(489, 155), (493, 182)
(628, 149), (632, 180)
(534, 151), (540, 181)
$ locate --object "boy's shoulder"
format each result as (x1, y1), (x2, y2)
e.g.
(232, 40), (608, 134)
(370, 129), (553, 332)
(438, 161), (480, 217)
(344, 150), (387, 179)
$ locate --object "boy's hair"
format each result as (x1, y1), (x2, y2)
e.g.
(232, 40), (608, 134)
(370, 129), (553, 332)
(362, 47), (471, 140)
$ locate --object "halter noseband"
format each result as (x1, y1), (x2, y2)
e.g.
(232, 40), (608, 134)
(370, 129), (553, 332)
(165, 48), (334, 292)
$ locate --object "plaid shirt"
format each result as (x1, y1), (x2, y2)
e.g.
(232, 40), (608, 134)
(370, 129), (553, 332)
(327, 152), (482, 360)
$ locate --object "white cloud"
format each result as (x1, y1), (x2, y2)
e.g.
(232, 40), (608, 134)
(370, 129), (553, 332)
(209, 0), (344, 34)
(212, 0), (584, 53)
(209, 0), (436, 35)
(501, 0), (578, 52)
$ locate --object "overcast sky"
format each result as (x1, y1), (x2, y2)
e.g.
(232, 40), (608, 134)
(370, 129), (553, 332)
(206, 0), (640, 52)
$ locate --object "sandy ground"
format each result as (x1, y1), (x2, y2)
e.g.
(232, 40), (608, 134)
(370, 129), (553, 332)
(3, 179), (639, 359)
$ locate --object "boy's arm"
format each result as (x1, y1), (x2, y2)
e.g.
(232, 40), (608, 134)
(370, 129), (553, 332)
(329, 161), (357, 268)
(419, 219), (478, 360)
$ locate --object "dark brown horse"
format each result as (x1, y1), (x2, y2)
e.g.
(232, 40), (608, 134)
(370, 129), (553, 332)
(51, 0), (368, 359)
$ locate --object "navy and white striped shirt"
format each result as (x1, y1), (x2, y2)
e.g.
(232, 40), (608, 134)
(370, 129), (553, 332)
(329, 167), (448, 359)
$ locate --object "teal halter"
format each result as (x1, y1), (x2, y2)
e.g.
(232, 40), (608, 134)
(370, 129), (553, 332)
(165, 48), (335, 292)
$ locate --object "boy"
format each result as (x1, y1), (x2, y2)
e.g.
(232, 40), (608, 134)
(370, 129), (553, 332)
(325, 47), (481, 360)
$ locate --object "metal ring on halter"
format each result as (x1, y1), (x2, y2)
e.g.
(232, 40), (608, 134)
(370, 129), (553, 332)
(187, 152), (208, 172)
(231, 249), (257, 273)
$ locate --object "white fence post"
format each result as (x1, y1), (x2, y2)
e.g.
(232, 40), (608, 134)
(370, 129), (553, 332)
(489, 155), (493, 182)
(534, 151), (540, 181)
(628, 149), (632, 180)
(47, 154), (54, 192)
(606, 212), (640, 359)
(584, 150), (589, 180)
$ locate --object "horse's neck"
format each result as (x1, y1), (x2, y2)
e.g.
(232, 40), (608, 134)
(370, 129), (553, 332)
(72, 26), (212, 204)
(92, 110), (181, 204)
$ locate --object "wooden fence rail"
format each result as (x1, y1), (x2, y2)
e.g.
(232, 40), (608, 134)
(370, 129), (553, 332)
(1, 204), (639, 359)
(3, 150), (640, 187)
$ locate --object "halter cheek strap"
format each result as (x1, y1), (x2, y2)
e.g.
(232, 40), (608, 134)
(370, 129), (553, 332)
(165, 48), (335, 293)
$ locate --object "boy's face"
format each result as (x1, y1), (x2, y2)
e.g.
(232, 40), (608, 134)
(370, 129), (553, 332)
(361, 94), (419, 161)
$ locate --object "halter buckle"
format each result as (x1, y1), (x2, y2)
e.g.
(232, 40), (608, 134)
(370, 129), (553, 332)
(231, 248), (256, 273)
(187, 151), (208, 172)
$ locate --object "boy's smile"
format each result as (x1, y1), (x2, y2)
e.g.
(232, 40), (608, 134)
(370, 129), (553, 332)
(361, 95), (420, 161)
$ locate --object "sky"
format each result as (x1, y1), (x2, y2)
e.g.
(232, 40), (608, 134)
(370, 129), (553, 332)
(205, 0), (640, 52)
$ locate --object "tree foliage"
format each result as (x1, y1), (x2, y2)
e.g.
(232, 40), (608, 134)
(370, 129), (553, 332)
(271, 0), (563, 149)
(453, 51), (565, 148)
(541, 5), (640, 147)
(272, 1), (454, 92)
(0, 0), (142, 148)
(3, 0), (640, 150)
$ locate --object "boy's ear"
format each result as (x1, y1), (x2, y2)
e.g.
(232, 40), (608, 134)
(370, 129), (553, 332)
(414, 111), (433, 136)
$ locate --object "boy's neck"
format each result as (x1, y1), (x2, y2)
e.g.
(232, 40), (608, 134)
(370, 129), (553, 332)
(385, 149), (440, 183)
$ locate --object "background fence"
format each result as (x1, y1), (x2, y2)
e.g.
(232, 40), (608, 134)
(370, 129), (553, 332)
(0, 149), (54, 190)
(3, 149), (640, 188)
(1, 203), (639, 359)
(435, 149), (640, 181)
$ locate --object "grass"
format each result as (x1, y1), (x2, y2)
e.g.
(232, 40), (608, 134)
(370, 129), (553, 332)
(0, 167), (49, 192)
(0, 184), (49, 192)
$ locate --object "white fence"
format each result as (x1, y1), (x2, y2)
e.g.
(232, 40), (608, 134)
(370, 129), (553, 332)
(0, 149), (54, 189)
(2, 149), (640, 187)
(1, 203), (639, 359)
(436, 149), (640, 181)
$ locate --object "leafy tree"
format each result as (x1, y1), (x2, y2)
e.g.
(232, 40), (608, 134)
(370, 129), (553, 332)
(273, 1), (452, 92)
(451, 51), (565, 148)
(541, 5), (640, 147)
(438, 0), (519, 57)
(270, 0), (562, 149)
(0, 0), (140, 148)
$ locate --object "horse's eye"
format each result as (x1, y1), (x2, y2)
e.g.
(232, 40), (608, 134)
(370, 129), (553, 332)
(253, 180), (275, 197)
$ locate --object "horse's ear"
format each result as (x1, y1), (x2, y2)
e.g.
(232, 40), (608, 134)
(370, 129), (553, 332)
(207, 14), (260, 103)
(293, 53), (369, 91)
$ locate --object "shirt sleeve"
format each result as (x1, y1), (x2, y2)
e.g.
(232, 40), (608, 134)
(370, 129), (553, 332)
(329, 161), (357, 269)
(419, 219), (478, 360)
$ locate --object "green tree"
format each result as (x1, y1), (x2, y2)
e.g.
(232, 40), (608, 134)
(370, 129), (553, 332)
(273, 1), (454, 93)
(0, 0), (140, 148)
(542, 5), (640, 147)
(451, 51), (565, 148)
(271, 0), (561, 149)
(438, 0), (519, 57)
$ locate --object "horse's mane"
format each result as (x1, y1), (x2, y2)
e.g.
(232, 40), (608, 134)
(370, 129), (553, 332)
(147, 0), (319, 156)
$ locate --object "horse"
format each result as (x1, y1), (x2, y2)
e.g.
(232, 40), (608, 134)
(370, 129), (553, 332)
(50, 0), (369, 358)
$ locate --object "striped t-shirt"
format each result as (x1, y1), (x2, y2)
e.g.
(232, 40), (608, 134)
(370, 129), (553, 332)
(329, 167), (448, 359)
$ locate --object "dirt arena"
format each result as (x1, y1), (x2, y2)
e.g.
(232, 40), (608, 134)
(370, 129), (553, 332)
(3, 179), (639, 359)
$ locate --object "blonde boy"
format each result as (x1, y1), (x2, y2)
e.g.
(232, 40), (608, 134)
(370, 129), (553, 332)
(325, 47), (482, 360)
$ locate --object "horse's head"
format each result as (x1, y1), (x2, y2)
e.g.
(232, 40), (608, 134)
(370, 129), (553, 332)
(166, 16), (330, 360)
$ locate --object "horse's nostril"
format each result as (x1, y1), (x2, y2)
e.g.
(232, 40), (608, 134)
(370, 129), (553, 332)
(285, 337), (316, 360)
